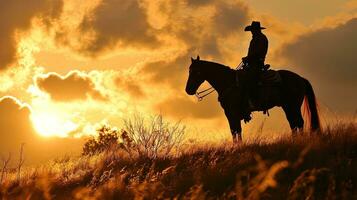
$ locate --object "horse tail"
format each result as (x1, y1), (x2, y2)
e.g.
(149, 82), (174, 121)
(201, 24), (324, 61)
(303, 78), (321, 131)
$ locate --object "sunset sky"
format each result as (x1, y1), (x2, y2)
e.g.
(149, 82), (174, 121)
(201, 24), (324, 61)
(1, 0), (356, 164)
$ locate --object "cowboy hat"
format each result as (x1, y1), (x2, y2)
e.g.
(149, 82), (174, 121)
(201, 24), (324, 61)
(244, 21), (266, 31)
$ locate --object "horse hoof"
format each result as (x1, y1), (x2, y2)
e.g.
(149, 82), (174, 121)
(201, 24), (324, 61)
(232, 139), (243, 145)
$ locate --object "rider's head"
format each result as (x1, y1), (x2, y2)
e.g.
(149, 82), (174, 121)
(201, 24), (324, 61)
(244, 21), (265, 35)
(251, 29), (261, 36)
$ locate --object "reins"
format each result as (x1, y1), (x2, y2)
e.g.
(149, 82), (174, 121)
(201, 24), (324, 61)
(195, 87), (215, 101)
(195, 62), (243, 101)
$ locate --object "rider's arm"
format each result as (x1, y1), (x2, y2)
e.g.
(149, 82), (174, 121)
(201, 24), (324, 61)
(247, 36), (268, 61)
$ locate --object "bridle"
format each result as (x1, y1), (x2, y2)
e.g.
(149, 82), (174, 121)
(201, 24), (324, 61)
(195, 61), (244, 101)
(195, 87), (215, 101)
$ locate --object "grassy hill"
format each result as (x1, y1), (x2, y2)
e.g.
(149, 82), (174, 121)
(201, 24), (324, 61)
(1, 123), (356, 199)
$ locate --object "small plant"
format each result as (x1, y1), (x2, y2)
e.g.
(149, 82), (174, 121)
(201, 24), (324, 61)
(1, 153), (11, 184)
(82, 126), (120, 156)
(82, 114), (186, 158)
(122, 114), (185, 158)
(17, 143), (25, 180)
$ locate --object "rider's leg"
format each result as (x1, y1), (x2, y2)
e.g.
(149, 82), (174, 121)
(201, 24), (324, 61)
(241, 68), (254, 122)
(250, 64), (261, 99)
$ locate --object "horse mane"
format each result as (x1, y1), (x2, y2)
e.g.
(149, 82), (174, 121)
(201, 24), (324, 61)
(197, 60), (235, 72)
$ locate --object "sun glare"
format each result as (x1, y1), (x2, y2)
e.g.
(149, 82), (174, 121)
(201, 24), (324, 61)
(31, 111), (78, 138)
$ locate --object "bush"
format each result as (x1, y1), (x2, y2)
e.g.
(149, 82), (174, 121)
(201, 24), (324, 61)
(82, 126), (119, 156)
(82, 114), (186, 158)
(122, 114), (186, 158)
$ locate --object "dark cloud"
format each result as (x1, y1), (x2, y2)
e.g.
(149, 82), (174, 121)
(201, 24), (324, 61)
(155, 94), (222, 119)
(279, 18), (357, 112)
(76, 0), (160, 56)
(142, 1), (249, 88)
(0, 97), (34, 150)
(53, 0), (249, 68)
(173, 0), (249, 43)
(186, 0), (213, 6)
(36, 71), (106, 101)
(115, 77), (145, 98)
(142, 53), (189, 89)
(213, 1), (248, 35)
(0, 0), (63, 69)
(0, 96), (38, 165)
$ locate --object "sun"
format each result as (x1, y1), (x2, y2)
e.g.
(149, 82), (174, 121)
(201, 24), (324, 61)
(27, 84), (79, 138)
(31, 111), (78, 138)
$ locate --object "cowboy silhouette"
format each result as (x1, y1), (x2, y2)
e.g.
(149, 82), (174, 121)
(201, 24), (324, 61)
(185, 23), (320, 142)
(241, 21), (269, 122)
(242, 21), (268, 70)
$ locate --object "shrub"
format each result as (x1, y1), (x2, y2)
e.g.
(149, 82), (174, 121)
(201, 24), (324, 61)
(122, 114), (186, 158)
(82, 114), (186, 158)
(82, 126), (119, 156)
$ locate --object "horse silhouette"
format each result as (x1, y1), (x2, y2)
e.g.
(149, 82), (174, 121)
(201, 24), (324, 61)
(185, 56), (320, 143)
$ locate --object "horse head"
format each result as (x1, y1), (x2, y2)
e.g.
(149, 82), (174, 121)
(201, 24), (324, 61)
(185, 56), (205, 95)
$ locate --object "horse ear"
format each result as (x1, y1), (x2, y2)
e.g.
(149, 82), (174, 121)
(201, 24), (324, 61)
(197, 55), (200, 61)
(191, 57), (194, 63)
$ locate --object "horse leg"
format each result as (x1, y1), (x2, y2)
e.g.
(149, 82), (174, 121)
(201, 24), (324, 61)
(231, 127), (242, 143)
(283, 106), (304, 136)
(295, 110), (304, 131)
(226, 113), (242, 143)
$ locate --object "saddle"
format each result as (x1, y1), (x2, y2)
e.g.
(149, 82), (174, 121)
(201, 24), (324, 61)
(235, 67), (282, 86)
(259, 69), (282, 85)
(236, 67), (282, 118)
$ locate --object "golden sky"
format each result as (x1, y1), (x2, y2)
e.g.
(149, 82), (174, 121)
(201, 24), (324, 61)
(0, 0), (356, 164)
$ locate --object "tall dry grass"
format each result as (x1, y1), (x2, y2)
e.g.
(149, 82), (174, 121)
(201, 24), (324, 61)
(0, 122), (356, 199)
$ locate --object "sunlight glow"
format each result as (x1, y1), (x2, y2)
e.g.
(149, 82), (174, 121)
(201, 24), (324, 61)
(31, 111), (78, 138)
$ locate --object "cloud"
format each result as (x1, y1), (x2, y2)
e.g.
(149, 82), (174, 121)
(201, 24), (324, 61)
(36, 71), (107, 101)
(344, 0), (357, 12)
(115, 77), (145, 98)
(141, 0), (249, 86)
(279, 18), (357, 112)
(142, 53), (190, 89)
(76, 0), (160, 56)
(212, 1), (249, 35)
(186, 0), (215, 7)
(0, 0), (63, 69)
(52, 0), (249, 66)
(165, 0), (249, 57)
(0, 97), (34, 150)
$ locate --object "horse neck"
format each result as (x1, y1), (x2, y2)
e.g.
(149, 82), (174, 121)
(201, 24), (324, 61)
(201, 62), (235, 94)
